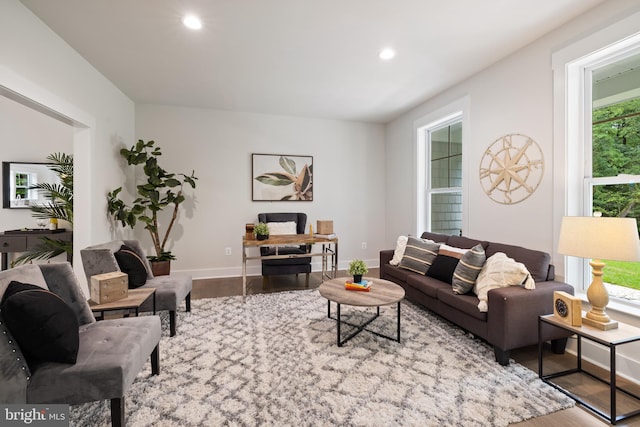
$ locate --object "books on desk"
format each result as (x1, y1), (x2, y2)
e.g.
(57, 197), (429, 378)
(314, 233), (336, 239)
(345, 280), (372, 292)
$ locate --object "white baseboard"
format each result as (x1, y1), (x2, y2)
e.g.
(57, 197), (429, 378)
(173, 258), (380, 281)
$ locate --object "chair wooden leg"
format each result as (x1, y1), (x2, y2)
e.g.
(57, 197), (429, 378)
(110, 397), (124, 427)
(169, 311), (176, 337)
(185, 292), (191, 312)
(262, 276), (268, 290)
(305, 273), (309, 288)
(151, 344), (160, 375)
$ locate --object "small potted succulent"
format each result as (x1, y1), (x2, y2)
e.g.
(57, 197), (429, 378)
(348, 259), (368, 283)
(254, 222), (270, 240)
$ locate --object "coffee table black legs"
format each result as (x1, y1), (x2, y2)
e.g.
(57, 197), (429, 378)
(327, 300), (401, 346)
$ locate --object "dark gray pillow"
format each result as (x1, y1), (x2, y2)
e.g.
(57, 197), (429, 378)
(1, 281), (79, 367)
(398, 237), (440, 274)
(114, 244), (148, 288)
(452, 244), (486, 294)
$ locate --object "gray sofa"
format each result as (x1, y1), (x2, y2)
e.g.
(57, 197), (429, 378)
(0, 263), (160, 426)
(81, 239), (192, 336)
(380, 232), (574, 365)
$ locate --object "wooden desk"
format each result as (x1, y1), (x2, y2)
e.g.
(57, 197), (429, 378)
(0, 229), (73, 270)
(242, 234), (338, 297)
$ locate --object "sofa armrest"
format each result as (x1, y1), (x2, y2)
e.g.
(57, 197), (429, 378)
(487, 281), (574, 352)
(380, 249), (394, 266)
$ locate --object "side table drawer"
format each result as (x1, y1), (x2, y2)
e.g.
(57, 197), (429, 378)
(0, 236), (27, 253)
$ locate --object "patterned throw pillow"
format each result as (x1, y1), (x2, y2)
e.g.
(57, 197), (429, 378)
(398, 237), (440, 274)
(452, 244), (486, 294)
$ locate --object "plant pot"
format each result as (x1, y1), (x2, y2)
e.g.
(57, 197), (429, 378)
(151, 260), (171, 276)
(256, 234), (269, 241)
(353, 274), (362, 283)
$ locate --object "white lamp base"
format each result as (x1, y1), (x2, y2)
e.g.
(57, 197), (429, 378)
(583, 259), (619, 330)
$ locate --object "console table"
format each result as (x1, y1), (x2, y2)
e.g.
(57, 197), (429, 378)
(539, 313), (640, 424)
(0, 229), (73, 270)
(242, 234), (338, 297)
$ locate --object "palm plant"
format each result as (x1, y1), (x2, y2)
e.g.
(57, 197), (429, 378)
(13, 152), (73, 265)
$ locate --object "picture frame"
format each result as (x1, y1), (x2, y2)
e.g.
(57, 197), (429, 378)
(252, 153), (313, 201)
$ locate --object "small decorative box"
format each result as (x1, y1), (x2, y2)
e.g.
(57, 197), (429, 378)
(90, 271), (128, 304)
(316, 220), (333, 235)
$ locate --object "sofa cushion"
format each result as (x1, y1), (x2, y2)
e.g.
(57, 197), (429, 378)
(452, 244), (487, 295)
(420, 232), (449, 243)
(382, 264), (411, 284)
(398, 237), (440, 274)
(406, 274), (451, 299)
(485, 242), (551, 282)
(114, 244), (148, 288)
(474, 252), (536, 312)
(437, 288), (487, 321)
(27, 316), (161, 405)
(446, 235), (488, 250)
(1, 281), (79, 367)
(389, 235), (409, 266)
(426, 244), (467, 283)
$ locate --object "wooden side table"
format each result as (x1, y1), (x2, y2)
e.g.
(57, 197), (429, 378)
(89, 288), (156, 320)
(539, 313), (640, 424)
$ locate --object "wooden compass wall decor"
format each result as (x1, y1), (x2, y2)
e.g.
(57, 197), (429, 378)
(479, 134), (544, 205)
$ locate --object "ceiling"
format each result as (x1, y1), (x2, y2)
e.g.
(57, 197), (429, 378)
(21, 0), (606, 123)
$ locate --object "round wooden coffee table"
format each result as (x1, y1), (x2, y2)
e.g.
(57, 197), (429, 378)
(319, 277), (405, 346)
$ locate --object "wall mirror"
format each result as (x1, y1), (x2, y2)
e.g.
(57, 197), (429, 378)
(2, 161), (61, 209)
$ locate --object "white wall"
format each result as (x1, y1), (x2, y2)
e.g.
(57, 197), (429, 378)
(135, 104), (386, 278)
(385, 0), (640, 254)
(0, 0), (135, 291)
(0, 95), (73, 233)
(385, 0), (640, 380)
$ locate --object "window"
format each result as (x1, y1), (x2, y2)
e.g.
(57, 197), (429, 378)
(419, 116), (463, 235)
(554, 29), (640, 300)
(587, 53), (640, 294)
(12, 171), (36, 202)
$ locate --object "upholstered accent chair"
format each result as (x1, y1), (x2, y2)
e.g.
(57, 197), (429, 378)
(258, 212), (312, 288)
(0, 263), (160, 427)
(80, 240), (191, 336)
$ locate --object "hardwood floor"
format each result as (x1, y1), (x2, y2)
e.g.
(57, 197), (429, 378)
(192, 269), (640, 426)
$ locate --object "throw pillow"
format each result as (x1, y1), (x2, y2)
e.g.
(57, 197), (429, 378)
(474, 252), (536, 312)
(114, 245), (148, 288)
(452, 244), (486, 295)
(398, 237), (440, 274)
(267, 221), (298, 235)
(389, 235), (409, 266)
(1, 281), (79, 366)
(425, 244), (468, 284)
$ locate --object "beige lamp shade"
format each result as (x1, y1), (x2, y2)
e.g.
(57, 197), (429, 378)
(558, 216), (640, 262)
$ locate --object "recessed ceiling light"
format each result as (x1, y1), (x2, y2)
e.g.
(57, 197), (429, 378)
(182, 14), (202, 30)
(379, 48), (396, 61)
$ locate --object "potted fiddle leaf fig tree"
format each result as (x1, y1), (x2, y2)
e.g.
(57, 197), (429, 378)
(107, 139), (197, 275)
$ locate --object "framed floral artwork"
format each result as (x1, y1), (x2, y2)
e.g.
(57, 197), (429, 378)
(252, 154), (313, 201)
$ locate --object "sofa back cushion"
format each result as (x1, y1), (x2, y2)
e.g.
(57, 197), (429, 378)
(485, 242), (551, 282)
(420, 232), (449, 243)
(446, 235), (489, 250)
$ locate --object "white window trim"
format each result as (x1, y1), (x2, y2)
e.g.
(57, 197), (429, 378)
(414, 96), (470, 237)
(552, 10), (640, 305)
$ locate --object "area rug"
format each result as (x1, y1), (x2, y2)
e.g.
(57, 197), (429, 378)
(70, 289), (573, 426)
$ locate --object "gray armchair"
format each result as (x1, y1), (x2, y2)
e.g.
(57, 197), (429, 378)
(80, 240), (192, 336)
(0, 262), (160, 427)
(258, 212), (312, 287)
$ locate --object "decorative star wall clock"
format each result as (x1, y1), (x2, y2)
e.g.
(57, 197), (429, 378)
(479, 134), (544, 205)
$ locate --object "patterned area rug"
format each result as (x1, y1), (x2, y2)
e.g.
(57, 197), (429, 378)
(70, 289), (573, 426)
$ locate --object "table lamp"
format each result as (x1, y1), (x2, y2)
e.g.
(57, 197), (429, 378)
(557, 215), (640, 330)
